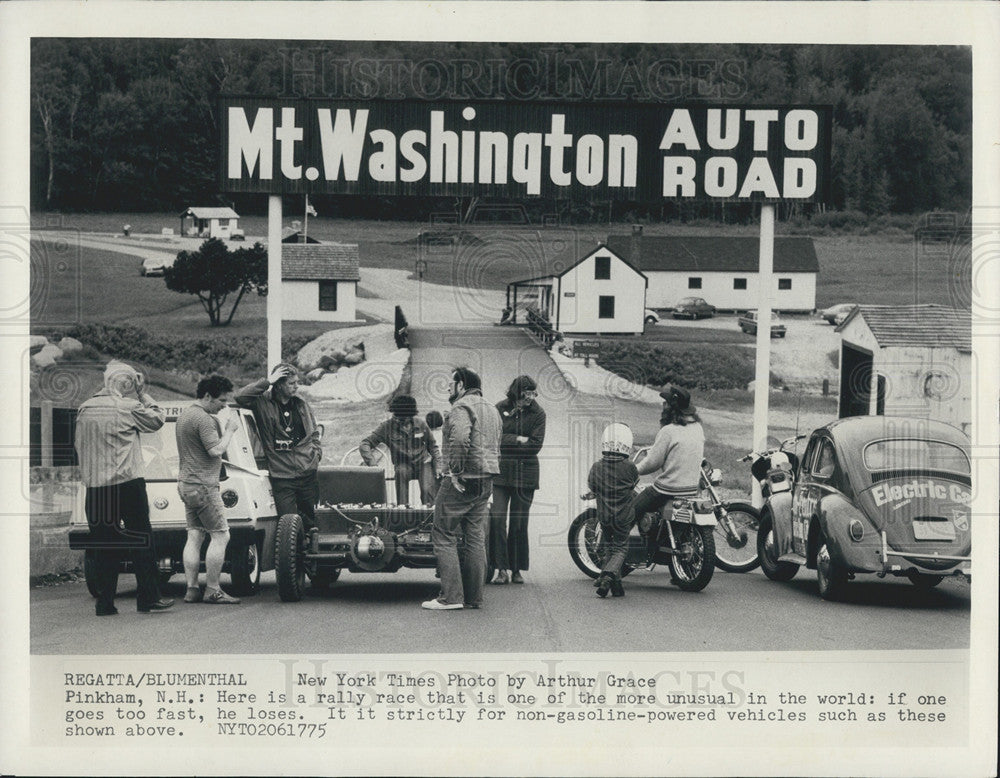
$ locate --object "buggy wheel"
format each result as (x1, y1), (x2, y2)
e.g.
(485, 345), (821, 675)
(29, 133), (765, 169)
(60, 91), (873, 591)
(275, 514), (306, 602)
(667, 524), (716, 592)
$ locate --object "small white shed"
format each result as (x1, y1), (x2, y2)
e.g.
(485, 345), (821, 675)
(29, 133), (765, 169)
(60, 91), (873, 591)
(836, 304), (972, 435)
(507, 245), (647, 335)
(180, 207), (241, 239)
(281, 243), (361, 323)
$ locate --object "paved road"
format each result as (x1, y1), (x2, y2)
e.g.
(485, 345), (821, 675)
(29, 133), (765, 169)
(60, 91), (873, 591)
(30, 327), (971, 654)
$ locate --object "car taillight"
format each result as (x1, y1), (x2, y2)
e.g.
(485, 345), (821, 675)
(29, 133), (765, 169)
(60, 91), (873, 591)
(849, 520), (864, 541)
(221, 489), (238, 508)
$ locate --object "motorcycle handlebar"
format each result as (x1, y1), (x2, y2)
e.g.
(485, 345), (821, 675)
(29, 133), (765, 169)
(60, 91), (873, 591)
(739, 434), (807, 462)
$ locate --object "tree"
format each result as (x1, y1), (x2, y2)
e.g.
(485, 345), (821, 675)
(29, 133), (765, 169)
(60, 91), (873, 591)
(164, 239), (268, 326)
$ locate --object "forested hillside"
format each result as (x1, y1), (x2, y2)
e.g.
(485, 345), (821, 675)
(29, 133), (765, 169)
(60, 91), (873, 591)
(31, 40), (971, 220)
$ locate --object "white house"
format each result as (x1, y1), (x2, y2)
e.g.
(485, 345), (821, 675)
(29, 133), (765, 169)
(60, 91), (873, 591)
(836, 304), (971, 435)
(606, 232), (819, 312)
(281, 243), (361, 323)
(179, 207), (241, 239)
(506, 245), (647, 335)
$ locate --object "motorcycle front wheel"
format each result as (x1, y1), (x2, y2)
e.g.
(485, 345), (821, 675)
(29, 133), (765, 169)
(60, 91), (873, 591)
(713, 501), (761, 573)
(567, 509), (635, 580)
(668, 524), (716, 592)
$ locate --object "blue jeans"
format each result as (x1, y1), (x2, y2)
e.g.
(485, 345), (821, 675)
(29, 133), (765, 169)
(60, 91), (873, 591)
(431, 477), (493, 606)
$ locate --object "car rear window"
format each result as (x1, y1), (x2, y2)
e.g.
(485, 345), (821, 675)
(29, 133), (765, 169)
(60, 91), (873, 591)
(863, 439), (970, 475)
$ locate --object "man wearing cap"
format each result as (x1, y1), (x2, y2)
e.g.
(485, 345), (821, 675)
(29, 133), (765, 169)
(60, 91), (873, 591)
(360, 394), (442, 505)
(74, 361), (174, 615)
(634, 384), (706, 564)
(235, 364), (322, 530)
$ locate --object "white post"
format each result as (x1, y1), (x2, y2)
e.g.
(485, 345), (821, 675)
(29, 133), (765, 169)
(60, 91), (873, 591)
(751, 204), (775, 508)
(267, 195), (283, 371)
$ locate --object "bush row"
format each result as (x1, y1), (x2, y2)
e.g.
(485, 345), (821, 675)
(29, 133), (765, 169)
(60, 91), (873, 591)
(42, 323), (313, 378)
(596, 341), (778, 391)
(782, 210), (916, 236)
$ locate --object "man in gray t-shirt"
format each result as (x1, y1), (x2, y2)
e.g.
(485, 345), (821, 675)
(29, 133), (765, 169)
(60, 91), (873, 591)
(176, 375), (240, 605)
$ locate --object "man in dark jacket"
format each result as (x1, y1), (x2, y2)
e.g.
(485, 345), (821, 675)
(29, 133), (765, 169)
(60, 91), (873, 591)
(422, 367), (501, 611)
(235, 364), (322, 530)
(488, 375), (546, 585)
(360, 394), (443, 505)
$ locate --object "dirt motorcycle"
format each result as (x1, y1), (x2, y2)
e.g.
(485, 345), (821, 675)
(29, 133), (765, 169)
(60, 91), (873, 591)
(739, 434), (807, 499)
(567, 449), (718, 592)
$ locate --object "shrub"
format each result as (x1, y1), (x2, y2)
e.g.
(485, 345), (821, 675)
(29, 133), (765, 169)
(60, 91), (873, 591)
(595, 342), (779, 391)
(58, 322), (309, 378)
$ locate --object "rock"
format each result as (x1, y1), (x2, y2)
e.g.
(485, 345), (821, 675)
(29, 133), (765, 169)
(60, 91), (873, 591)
(32, 344), (62, 368)
(341, 347), (365, 366)
(57, 337), (84, 356)
(30, 335), (49, 351)
(306, 368), (326, 383)
(318, 353), (340, 370)
(296, 324), (396, 372)
(300, 348), (409, 402)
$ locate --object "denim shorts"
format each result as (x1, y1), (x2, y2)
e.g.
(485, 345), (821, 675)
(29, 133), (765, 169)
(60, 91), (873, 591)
(178, 483), (228, 532)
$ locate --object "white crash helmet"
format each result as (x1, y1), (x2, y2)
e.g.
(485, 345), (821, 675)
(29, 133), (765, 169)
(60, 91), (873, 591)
(601, 423), (633, 455)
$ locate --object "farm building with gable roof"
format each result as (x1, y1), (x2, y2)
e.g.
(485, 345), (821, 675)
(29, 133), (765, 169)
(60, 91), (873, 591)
(836, 304), (971, 434)
(606, 230), (819, 312)
(281, 243), (361, 322)
(180, 207), (241, 239)
(506, 244), (647, 335)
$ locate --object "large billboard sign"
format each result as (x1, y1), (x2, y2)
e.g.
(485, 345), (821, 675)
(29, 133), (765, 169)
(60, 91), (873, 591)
(220, 99), (832, 202)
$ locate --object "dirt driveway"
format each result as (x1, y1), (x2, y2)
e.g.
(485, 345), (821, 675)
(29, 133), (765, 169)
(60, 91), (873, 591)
(655, 311), (841, 394)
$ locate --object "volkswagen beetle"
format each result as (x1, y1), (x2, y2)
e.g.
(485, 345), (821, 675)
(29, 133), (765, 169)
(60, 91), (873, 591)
(756, 416), (971, 600)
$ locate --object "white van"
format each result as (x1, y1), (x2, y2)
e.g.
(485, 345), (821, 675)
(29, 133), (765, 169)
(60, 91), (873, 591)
(69, 402), (279, 595)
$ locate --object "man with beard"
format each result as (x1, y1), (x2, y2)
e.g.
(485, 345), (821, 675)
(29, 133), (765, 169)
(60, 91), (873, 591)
(422, 367), (501, 611)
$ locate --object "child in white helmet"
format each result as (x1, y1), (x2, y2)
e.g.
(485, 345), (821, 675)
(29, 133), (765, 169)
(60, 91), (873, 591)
(585, 423), (639, 598)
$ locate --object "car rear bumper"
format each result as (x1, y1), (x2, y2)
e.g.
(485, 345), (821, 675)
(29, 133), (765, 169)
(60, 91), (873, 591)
(69, 524), (259, 550)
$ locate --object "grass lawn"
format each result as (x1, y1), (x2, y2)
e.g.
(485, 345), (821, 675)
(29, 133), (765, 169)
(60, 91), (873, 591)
(33, 213), (966, 308)
(32, 241), (379, 339)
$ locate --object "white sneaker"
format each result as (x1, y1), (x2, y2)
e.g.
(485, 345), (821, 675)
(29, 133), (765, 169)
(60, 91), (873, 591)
(421, 598), (463, 610)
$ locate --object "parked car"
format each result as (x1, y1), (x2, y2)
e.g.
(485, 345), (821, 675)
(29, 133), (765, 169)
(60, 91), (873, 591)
(69, 402), (280, 596)
(821, 302), (857, 325)
(644, 309), (660, 325)
(757, 416), (971, 600)
(140, 255), (174, 277)
(672, 296), (716, 319)
(738, 310), (786, 338)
